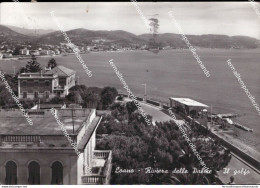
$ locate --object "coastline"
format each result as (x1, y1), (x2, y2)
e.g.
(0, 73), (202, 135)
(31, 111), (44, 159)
(0, 49), (259, 158)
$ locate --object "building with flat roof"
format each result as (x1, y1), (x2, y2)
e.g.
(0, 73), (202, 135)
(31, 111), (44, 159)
(0, 108), (112, 185)
(169, 97), (208, 118)
(18, 66), (76, 100)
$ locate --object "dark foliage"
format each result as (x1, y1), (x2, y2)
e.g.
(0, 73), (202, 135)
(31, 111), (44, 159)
(96, 103), (230, 184)
(19, 55), (42, 73)
(101, 87), (118, 109)
(47, 58), (57, 69)
(126, 101), (138, 115)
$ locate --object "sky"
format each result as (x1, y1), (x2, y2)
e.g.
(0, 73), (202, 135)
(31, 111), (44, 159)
(0, 2), (260, 39)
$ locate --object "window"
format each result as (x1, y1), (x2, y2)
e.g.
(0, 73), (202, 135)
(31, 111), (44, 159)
(28, 111), (44, 115)
(57, 91), (61, 97)
(22, 81), (27, 86)
(5, 161), (17, 185)
(45, 91), (49, 99)
(34, 92), (38, 99)
(51, 161), (63, 184)
(23, 92), (27, 99)
(28, 161), (40, 185)
(45, 81), (50, 86)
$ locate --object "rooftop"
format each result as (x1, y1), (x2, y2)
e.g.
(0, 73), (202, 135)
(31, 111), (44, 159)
(0, 108), (101, 150)
(170, 97), (209, 108)
(0, 109), (93, 135)
(46, 66), (76, 77)
(18, 73), (57, 79)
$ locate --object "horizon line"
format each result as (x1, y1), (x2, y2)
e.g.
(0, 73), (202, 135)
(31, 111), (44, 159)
(2, 24), (260, 40)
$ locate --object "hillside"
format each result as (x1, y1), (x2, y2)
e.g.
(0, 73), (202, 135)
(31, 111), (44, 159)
(138, 33), (260, 49)
(0, 25), (31, 43)
(35, 28), (147, 46)
(1, 25), (259, 49)
(5, 25), (56, 36)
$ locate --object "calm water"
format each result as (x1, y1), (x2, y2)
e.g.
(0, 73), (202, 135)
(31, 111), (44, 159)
(1, 49), (260, 151)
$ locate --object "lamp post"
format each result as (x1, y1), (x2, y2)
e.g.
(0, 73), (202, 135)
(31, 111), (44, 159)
(142, 83), (147, 102)
(77, 76), (80, 85)
(13, 66), (16, 75)
(211, 104), (212, 125)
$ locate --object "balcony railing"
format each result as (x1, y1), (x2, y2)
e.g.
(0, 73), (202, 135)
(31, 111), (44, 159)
(81, 175), (105, 184)
(53, 86), (65, 90)
(81, 150), (112, 185)
(94, 150), (111, 159)
(0, 135), (41, 142)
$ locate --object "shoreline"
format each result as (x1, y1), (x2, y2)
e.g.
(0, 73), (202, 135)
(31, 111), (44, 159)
(1, 48), (259, 61)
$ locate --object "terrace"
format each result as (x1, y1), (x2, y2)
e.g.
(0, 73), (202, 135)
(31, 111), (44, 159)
(81, 150), (112, 185)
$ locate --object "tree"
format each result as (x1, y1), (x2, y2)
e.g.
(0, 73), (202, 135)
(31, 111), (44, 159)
(101, 87), (118, 109)
(12, 46), (22, 56)
(126, 101), (137, 115)
(68, 85), (102, 108)
(82, 91), (100, 108)
(20, 55), (42, 73)
(50, 96), (64, 104)
(47, 58), (57, 69)
(19, 67), (28, 73)
(0, 73), (19, 108)
(66, 91), (83, 104)
(69, 85), (88, 95)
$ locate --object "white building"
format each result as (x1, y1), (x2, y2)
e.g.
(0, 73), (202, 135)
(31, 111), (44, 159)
(0, 108), (112, 185)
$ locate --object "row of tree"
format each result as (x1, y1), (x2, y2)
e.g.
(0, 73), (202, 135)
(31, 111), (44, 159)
(66, 85), (118, 109)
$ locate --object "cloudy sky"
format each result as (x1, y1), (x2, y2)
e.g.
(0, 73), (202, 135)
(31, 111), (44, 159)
(0, 2), (259, 39)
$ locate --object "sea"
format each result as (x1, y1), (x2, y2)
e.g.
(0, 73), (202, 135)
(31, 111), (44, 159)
(1, 49), (260, 153)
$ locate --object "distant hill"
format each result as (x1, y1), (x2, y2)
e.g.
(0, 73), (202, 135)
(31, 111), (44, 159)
(138, 33), (260, 49)
(36, 28), (147, 46)
(1, 25), (259, 49)
(0, 25), (31, 43)
(5, 25), (56, 36)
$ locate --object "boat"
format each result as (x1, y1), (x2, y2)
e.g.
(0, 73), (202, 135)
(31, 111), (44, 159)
(147, 48), (160, 54)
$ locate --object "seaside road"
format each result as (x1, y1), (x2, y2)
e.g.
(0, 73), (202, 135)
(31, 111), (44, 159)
(139, 103), (172, 124)
(122, 97), (182, 124)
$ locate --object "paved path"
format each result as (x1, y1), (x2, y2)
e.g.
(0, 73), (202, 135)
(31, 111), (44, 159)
(123, 98), (183, 124)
